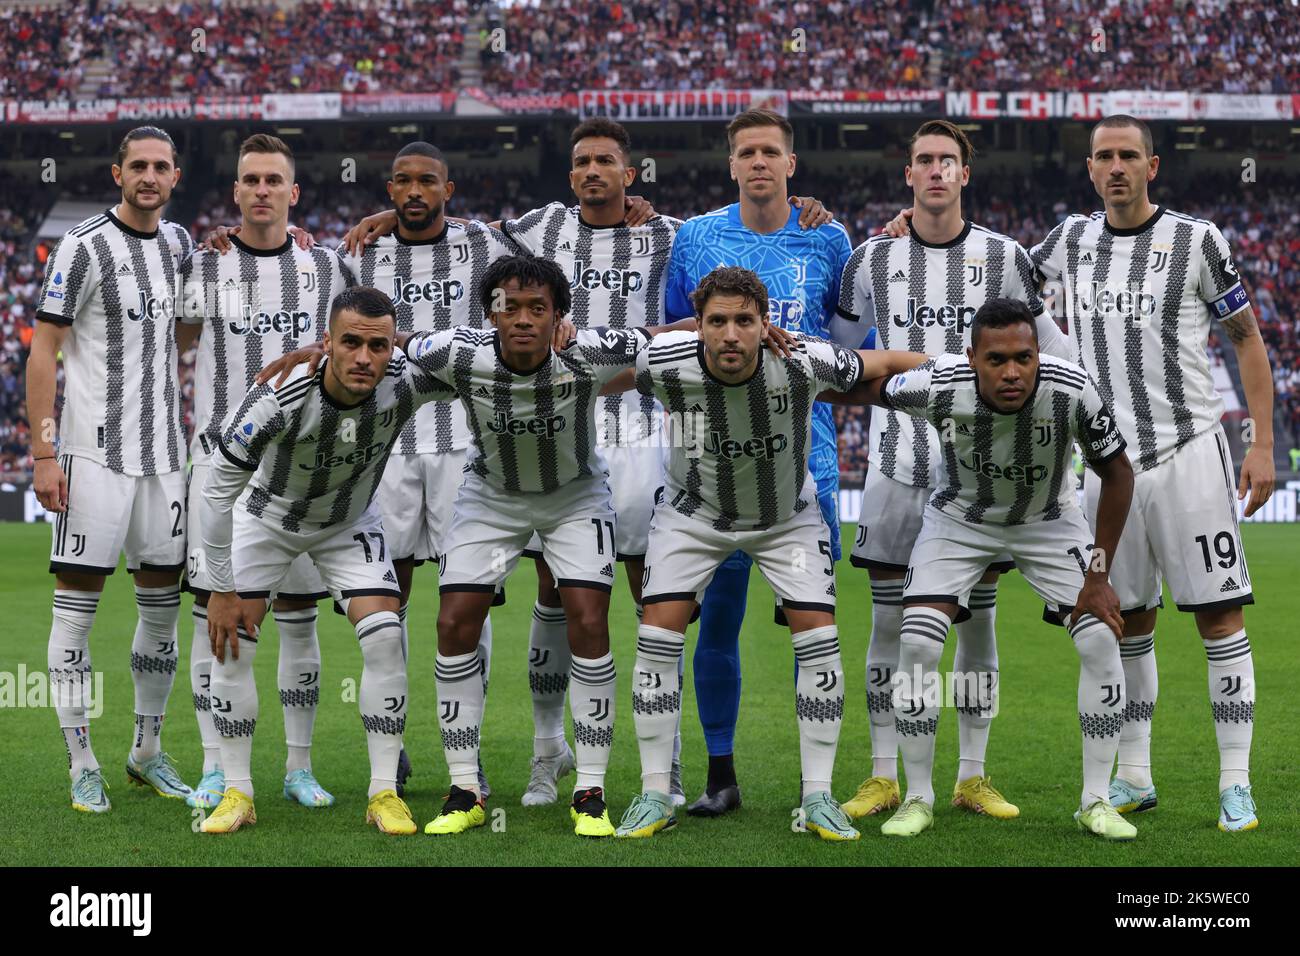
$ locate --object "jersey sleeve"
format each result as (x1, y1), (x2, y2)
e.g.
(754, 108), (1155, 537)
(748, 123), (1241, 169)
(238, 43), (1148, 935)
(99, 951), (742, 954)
(804, 336), (865, 393)
(634, 345), (657, 399)
(333, 241), (361, 284)
(880, 358), (937, 419)
(835, 241), (872, 322)
(1197, 223), (1251, 321)
(822, 221), (853, 323)
(177, 252), (205, 325)
(403, 328), (461, 387)
(574, 326), (651, 385)
(664, 221), (696, 320)
(36, 234), (98, 326)
(1073, 375), (1126, 465)
(1029, 219), (1068, 285)
(216, 383), (288, 471)
(500, 202), (562, 255)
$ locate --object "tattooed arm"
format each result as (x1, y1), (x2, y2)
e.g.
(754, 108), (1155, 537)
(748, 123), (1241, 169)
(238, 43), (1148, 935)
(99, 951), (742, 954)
(1220, 306), (1275, 517)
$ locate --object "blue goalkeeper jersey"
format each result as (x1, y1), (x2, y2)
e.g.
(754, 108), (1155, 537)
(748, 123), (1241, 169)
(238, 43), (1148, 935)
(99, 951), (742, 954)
(665, 202), (853, 484)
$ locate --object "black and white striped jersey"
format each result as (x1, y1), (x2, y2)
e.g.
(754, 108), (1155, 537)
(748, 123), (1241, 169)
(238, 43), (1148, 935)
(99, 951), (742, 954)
(180, 236), (353, 464)
(212, 355), (454, 533)
(405, 325), (649, 494)
(337, 220), (514, 455)
(882, 353), (1125, 526)
(502, 202), (682, 445)
(36, 208), (194, 476)
(1030, 206), (1249, 473)
(635, 330), (865, 531)
(837, 219), (1071, 489)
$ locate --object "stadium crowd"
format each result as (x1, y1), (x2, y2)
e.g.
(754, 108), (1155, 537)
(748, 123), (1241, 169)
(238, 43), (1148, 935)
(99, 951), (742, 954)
(0, 164), (1296, 477)
(3, 0), (1297, 99)
(0, 0), (476, 99)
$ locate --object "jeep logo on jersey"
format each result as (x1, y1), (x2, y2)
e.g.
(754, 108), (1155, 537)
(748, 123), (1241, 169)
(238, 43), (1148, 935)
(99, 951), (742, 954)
(957, 451), (1048, 486)
(229, 305), (312, 337)
(892, 299), (977, 333)
(301, 441), (387, 470)
(570, 261), (643, 297)
(702, 431), (788, 460)
(487, 411), (567, 438)
(769, 298), (804, 328)
(1075, 281), (1156, 321)
(127, 289), (175, 322)
(391, 275), (464, 306)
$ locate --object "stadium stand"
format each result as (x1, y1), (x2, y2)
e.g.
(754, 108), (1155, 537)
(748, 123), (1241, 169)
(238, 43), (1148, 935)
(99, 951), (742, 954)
(3, 0), (1296, 97)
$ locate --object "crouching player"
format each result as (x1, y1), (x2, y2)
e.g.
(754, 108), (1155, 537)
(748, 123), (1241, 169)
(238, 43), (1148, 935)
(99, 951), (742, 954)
(857, 297), (1138, 840)
(197, 286), (459, 835)
(614, 266), (930, 840)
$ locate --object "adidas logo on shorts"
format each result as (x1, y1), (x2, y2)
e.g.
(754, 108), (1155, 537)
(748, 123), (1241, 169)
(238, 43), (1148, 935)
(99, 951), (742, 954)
(600, 563), (615, 579)
(825, 582), (836, 597)
(383, 570), (397, 584)
(1220, 577), (1239, 593)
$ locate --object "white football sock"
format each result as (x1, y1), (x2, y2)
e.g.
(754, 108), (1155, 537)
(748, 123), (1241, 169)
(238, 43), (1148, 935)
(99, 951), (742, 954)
(954, 582), (999, 782)
(1116, 630), (1156, 788)
(866, 579), (904, 780)
(895, 607), (950, 806)
(436, 648), (484, 794)
(190, 605), (220, 773)
(397, 602), (409, 663)
(792, 625), (845, 798)
(211, 628), (259, 798)
(130, 584), (181, 760)
(275, 607), (320, 775)
(1071, 613), (1125, 809)
(1205, 630), (1253, 791)
(632, 625), (684, 794)
(356, 611), (406, 798)
(49, 590), (100, 777)
(570, 652), (616, 791)
(528, 603), (570, 758)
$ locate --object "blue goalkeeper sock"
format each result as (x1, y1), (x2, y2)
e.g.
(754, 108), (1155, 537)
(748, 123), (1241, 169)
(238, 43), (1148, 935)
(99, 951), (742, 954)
(694, 550), (750, 766)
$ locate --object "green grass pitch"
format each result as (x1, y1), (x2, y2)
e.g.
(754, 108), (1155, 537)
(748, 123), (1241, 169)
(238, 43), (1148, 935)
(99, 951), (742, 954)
(2, 521), (1295, 866)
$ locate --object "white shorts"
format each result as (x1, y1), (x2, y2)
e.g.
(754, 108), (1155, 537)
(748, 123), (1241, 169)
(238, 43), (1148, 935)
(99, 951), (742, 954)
(850, 468), (1015, 575)
(184, 463), (326, 600)
(523, 443), (665, 562)
(376, 449), (468, 563)
(440, 473), (618, 594)
(642, 500), (837, 613)
(1084, 424), (1253, 614)
(904, 505), (1094, 625)
(49, 454), (186, 576)
(231, 504), (400, 604)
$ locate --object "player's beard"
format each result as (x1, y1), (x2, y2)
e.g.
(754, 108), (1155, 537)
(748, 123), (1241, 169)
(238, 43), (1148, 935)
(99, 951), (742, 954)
(125, 185), (167, 213)
(397, 201), (442, 232)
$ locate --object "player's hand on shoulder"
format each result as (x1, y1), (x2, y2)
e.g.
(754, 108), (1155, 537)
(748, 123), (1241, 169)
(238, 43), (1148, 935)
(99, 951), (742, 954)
(623, 195), (656, 227)
(762, 323), (797, 358)
(288, 224), (315, 250)
(32, 457), (68, 513)
(553, 316), (578, 352)
(343, 209), (398, 257)
(883, 207), (913, 238)
(256, 341), (326, 387)
(1238, 445), (1276, 518)
(1073, 575), (1123, 640)
(790, 196), (833, 229)
(200, 224), (238, 254)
